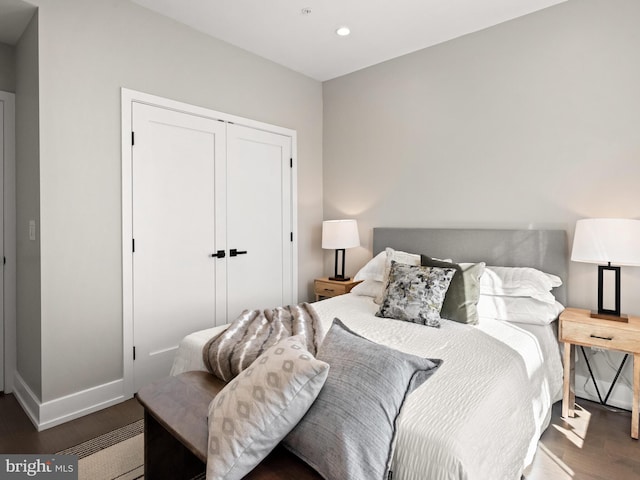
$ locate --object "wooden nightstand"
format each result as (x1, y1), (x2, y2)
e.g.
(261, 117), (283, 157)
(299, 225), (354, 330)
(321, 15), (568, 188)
(314, 277), (361, 301)
(559, 307), (640, 439)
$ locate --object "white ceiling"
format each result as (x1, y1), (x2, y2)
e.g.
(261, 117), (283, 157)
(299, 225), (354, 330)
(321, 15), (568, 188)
(131, 0), (568, 81)
(0, 0), (569, 79)
(0, 0), (37, 45)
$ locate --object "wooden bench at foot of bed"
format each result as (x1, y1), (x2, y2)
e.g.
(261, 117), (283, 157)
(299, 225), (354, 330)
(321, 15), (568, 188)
(136, 371), (322, 480)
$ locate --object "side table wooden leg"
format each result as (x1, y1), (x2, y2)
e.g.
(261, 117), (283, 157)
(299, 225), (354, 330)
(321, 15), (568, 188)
(562, 342), (575, 418)
(633, 353), (639, 440)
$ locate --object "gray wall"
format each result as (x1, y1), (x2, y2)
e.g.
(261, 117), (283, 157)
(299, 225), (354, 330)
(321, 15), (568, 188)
(0, 42), (16, 92)
(24, 0), (323, 402)
(15, 12), (41, 399)
(323, 0), (640, 405)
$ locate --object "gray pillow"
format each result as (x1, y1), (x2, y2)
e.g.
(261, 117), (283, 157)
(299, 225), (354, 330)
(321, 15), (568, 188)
(283, 319), (442, 480)
(421, 256), (486, 325)
(376, 261), (456, 328)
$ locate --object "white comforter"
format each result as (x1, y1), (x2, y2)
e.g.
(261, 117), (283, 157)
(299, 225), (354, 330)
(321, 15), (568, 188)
(170, 294), (563, 480)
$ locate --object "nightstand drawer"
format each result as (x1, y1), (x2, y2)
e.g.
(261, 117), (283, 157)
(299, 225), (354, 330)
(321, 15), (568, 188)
(560, 319), (640, 354)
(314, 280), (350, 298)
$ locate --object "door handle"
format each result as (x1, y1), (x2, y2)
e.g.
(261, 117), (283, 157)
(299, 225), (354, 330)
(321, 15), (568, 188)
(211, 250), (226, 258)
(230, 249), (248, 257)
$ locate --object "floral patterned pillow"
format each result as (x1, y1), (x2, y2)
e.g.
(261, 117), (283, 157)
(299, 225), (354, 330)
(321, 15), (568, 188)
(376, 261), (456, 328)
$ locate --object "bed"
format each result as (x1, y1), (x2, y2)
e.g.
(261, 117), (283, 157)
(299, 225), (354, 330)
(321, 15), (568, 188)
(170, 228), (567, 480)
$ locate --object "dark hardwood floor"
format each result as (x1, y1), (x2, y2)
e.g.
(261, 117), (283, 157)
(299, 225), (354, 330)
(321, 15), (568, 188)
(524, 399), (640, 479)
(0, 393), (637, 478)
(0, 393), (143, 454)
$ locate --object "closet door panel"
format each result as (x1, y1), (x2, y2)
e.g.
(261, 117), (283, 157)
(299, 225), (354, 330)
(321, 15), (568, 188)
(226, 124), (293, 319)
(131, 103), (225, 391)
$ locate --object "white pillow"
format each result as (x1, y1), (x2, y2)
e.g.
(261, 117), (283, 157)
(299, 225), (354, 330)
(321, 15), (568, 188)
(350, 279), (385, 299)
(383, 247), (422, 273)
(354, 251), (387, 282)
(206, 335), (329, 480)
(477, 295), (564, 325)
(547, 273), (563, 288)
(480, 266), (561, 304)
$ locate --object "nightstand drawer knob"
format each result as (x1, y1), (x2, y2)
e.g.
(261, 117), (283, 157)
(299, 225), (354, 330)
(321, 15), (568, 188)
(590, 334), (613, 341)
(324, 288), (334, 292)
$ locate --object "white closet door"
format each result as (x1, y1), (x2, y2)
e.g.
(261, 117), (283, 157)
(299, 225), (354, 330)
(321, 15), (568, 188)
(226, 124), (293, 320)
(131, 103), (226, 391)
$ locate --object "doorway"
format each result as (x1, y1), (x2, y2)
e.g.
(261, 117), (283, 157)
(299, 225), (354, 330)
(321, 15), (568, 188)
(0, 90), (16, 393)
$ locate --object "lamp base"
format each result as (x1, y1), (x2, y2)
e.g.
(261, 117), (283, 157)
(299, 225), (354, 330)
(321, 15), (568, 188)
(330, 249), (351, 282)
(590, 311), (629, 323)
(329, 276), (351, 282)
(597, 264), (621, 317)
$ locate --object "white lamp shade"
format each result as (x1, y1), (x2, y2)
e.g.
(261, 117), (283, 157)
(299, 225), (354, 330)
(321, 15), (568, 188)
(571, 218), (640, 266)
(322, 220), (360, 250)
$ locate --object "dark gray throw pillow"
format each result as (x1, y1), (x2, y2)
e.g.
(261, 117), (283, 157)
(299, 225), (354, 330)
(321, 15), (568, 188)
(420, 255), (485, 325)
(283, 318), (442, 480)
(376, 261), (456, 328)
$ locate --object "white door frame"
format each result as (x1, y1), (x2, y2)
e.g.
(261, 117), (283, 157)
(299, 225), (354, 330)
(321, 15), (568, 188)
(121, 88), (298, 395)
(1, 91), (16, 393)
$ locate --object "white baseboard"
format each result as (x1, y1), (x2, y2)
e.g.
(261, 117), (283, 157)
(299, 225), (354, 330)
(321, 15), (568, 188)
(12, 373), (133, 431)
(12, 372), (41, 428)
(575, 372), (633, 411)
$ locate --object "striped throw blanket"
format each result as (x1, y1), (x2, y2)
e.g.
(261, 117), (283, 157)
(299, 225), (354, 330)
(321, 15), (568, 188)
(202, 303), (324, 382)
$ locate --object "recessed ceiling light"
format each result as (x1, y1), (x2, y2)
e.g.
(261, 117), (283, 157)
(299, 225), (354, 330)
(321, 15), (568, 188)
(301, 8), (312, 15)
(336, 26), (351, 37)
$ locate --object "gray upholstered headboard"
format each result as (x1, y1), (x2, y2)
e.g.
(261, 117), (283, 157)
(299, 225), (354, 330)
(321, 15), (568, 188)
(373, 228), (568, 305)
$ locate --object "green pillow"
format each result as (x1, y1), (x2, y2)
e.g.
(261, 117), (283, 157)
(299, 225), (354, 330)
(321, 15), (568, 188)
(420, 256), (485, 325)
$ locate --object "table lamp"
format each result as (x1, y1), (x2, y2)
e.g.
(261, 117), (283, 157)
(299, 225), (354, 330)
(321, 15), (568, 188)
(571, 218), (640, 321)
(322, 219), (360, 281)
